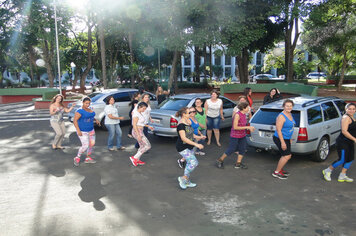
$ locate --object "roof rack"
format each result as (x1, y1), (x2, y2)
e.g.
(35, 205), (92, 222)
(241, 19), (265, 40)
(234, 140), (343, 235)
(301, 96), (340, 107)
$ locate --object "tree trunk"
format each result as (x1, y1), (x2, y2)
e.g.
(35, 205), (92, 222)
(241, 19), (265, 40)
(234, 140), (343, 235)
(209, 45), (213, 79)
(98, 17), (107, 89)
(236, 48), (249, 83)
(337, 49), (348, 92)
(194, 45), (200, 82)
(79, 20), (94, 94)
(168, 50), (180, 92)
(203, 43), (207, 80)
(42, 40), (55, 87)
(128, 32), (135, 88)
(72, 68), (80, 92)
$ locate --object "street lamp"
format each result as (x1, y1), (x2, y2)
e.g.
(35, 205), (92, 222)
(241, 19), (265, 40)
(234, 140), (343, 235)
(54, 0), (62, 94)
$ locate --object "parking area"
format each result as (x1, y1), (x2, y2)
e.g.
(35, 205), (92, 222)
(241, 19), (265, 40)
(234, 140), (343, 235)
(1, 118), (355, 236)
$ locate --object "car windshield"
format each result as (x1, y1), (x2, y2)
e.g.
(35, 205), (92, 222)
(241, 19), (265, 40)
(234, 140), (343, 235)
(159, 98), (191, 111)
(250, 108), (300, 127)
(88, 93), (103, 103)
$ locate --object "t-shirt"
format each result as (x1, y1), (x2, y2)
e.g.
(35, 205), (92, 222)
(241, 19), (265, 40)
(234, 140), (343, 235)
(190, 118), (200, 135)
(132, 109), (146, 127)
(206, 99), (222, 118)
(104, 104), (120, 125)
(176, 123), (195, 152)
(77, 109), (95, 132)
(195, 108), (206, 130)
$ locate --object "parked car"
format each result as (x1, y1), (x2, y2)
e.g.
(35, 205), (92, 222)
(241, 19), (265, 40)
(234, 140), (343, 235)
(148, 93), (236, 137)
(306, 72), (327, 80)
(247, 96), (346, 162)
(68, 88), (158, 129)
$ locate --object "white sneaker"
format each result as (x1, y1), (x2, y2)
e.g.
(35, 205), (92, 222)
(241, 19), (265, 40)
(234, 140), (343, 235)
(338, 175), (354, 183)
(322, 169), (331, 181)
(199, 151), (205, 156)
(195, 152), (200, 155)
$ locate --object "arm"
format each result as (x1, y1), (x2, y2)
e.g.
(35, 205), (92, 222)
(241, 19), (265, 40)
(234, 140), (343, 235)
(275, 115), (287, 150)
(73, 112), (82, 136)
(108, 114), (124, 120)
(204, 101), (208, 116)
(49, 104), (58, 115)
(341, 116), (356, 143)
(64, 103), (75, 113)
(179, 130), (203, 149)
(220, 101), (224, 120)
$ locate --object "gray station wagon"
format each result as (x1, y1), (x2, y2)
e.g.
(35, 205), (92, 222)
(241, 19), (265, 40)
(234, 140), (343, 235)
(247, 96), (346, 162)
(148, 93), (236, 137)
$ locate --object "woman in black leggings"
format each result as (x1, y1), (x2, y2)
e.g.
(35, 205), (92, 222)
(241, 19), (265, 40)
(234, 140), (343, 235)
(323, 103), (356, 182)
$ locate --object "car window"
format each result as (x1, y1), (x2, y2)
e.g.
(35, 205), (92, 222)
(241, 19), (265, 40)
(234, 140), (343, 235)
(105, 92), (131, 103)
(221, 97), (235, 109)
(250, 108), (300, 127)
(307, 105), (323, 125)
(321, 102), (339, 120)
(148, 93), (157, 101)
(159, 98), (191, 111)
(89, 93), (103, 103)
(334, 100), (346, 115)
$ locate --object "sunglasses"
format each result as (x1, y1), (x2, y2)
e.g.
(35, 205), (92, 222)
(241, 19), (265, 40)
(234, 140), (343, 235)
(189, 110), (196, 114)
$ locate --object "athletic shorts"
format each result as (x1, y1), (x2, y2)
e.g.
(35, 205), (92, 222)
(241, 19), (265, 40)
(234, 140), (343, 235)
(273, 136), (291, 156)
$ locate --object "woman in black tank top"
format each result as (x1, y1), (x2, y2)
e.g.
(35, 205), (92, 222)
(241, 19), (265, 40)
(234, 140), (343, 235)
(323, 103), (356, 182)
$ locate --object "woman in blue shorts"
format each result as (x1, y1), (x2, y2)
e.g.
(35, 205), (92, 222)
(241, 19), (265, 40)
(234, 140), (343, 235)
(204, 90), (224, 146)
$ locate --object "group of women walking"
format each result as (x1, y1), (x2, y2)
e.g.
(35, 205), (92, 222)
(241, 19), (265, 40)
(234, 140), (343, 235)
(49, 87), (355, 190)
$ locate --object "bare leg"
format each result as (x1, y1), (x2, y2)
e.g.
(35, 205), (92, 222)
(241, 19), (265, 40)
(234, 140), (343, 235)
(236, 154), (244, 164)
(207, 130), (212, 145)
(275, 155), (291, 172)
(213, 129), (221, 146)
(218, 153), (227, 162)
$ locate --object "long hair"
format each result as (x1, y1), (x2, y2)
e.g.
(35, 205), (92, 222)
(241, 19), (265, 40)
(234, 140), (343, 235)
(129, 92), (140, 106)
(243, 87), (251, 97)
(140, 93), (151, 105)
(51, 94), (64, 107)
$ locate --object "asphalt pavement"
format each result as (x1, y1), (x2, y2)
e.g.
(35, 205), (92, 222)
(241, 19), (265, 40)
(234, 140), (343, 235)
(0, 108), (355, 236)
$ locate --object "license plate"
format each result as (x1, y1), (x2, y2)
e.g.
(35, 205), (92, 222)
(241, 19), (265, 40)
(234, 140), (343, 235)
(152, 119), (160, 124)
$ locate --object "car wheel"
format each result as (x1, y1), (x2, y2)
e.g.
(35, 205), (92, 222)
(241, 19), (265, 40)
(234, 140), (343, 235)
(100, 117), (107, 131)
(313, 136), (329, 162)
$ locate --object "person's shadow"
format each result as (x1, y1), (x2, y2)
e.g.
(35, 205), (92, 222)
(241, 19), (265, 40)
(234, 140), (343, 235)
(78, 173), (106, 211)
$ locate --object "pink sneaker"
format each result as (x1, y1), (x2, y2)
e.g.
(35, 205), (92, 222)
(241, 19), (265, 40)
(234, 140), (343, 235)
(73, 157), (80, 167)
(84, 156), (96, 164)
(129, 156), (138, 167)
(137, 159), (146, 165)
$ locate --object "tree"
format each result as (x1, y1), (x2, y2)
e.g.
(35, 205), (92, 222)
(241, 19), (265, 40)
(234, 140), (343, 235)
(303, 0), (356, 90)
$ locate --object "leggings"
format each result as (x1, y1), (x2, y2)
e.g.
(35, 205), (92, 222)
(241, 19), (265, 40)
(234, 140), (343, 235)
(332, 141), (354, 169)
(132, 128), (151, 160)
(76, 130), (96, 158)
(50, 121), (66, 146)
(179, 149), (199, 178)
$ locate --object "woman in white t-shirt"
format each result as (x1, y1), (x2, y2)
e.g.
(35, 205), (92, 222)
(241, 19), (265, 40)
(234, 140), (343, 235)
(204, 90), (224, 146)
(130, 102), (154, 167)
(104, 96), (125, 151)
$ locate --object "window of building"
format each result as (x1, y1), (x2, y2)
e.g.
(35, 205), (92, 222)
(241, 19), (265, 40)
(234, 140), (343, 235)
(225, 56), (231, 65)
(184, 53), (191, 65)
(214, 54), (221, 65)
(225, 67), (231, 77)
(256, 52), (262, 65)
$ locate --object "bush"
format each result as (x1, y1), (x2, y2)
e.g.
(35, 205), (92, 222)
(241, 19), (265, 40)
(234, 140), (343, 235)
(178, 82), (209, 89)
(327, 75), (356, 80)
(108, 82), (120, 89)
(30, 80), (40, 88)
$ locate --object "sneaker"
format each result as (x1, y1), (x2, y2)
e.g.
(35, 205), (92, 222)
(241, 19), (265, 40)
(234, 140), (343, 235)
(186, 180), (197, 188)
(129, 156), (138, 167)
(281, 169), (290, 177)
(137, 159), (146, 165)
(216, 160), (224, 169)
(338, 175), (354, 183)
(199, 151), (205, 156)
(84, 156), (96, 164)
(73, 157), (80, 167)
(178, 176), (187, 190)
(234, 163), (248, 169)
(322, 169), (331, 181)
(177, 159), (186, 169)
(195, 152), (200, 156)
(272, 171), (288, 180)
(108, 147), (115, 151)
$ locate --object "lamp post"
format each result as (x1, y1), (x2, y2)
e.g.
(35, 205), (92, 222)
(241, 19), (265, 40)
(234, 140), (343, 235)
(54, 0), (62, 94)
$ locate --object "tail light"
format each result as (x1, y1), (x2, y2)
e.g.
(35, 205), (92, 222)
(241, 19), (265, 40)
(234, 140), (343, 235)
(246, 123), (251, 135)
(297, 127), (308, 142)
(170, 117), (178, 128)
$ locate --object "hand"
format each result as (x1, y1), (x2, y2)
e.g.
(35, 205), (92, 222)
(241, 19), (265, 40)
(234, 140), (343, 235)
(196, 144), (204, 150)
(71, 103), (76, 107)
(201, 135), (206, 140)
(119, 116), (124, 120)
(249, 126), (255, 132)
(77, 131), (82, 136)
(95, 120), (101, 126)
(137, 137), (142, 142)
(281, 142), (287, 151)
(148, 125), (154, 131)
(221, 116), (225, 121)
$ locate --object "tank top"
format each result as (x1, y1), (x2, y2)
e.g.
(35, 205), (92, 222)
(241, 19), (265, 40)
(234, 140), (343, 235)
(206, 99), (222, 118)
(51, 106), (64, 122)
(274, 112), (295, 139)
(230, 111), (247, 138)
(190, 118), (200, 135)
(77, 109), (95, 132)
(338, 114), (356, 144)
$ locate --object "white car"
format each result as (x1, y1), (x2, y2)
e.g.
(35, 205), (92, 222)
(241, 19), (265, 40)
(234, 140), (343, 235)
(68, 88), (158, 129)
(306, 72), (326, 80)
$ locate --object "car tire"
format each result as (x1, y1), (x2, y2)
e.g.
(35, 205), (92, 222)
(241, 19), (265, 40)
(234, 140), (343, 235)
(100, 117), (107, 131)
(313, 136), (329, 162)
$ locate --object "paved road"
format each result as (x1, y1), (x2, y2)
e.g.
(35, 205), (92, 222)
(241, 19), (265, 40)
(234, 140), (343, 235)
(0, 102), (51, 122)
(0, 118), (355, 236)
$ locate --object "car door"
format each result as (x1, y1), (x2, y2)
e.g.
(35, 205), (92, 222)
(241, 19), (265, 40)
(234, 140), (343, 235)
(306, 105), (324, 145)
(321, 102), (341, 144)
(220, 97), (235, 128)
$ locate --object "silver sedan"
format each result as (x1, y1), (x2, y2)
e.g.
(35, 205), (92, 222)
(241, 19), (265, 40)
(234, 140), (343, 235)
(148, 93), (236, 137)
